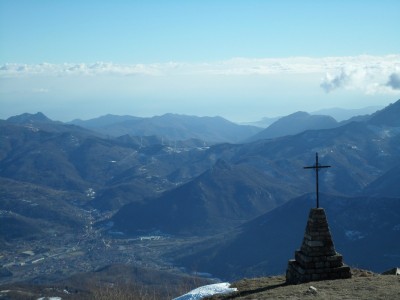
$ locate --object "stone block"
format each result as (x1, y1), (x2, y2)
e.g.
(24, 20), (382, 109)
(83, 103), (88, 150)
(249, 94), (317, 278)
(295, 251), (312, 264)
(305, 240), (324, 247)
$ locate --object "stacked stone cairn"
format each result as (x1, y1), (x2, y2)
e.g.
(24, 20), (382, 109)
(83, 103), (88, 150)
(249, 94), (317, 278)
(286, 208), (351, 284)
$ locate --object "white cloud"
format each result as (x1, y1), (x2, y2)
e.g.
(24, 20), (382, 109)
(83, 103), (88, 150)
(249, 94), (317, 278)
(320, 55), (400, 95)
(320, 67), (376, 93)
(320, 69), (352, 92)
(0, 62), (166, 77)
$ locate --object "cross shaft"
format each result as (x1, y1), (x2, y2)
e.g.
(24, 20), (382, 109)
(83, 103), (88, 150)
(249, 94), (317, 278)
(304, 152), (331, 208)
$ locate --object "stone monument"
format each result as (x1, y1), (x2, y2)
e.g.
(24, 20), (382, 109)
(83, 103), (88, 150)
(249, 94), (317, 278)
(286, 153), (351, 284)
(286, 208), (351, 283)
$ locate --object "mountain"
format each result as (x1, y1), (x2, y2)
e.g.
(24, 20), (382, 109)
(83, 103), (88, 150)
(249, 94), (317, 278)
(368, 99), (400, 127)
(242, 105), (383, 129)
(246, 111), (338, 141)
(70, 114), (141, 128)
(111, 160), (298, 236)
(338, 98), (400, 127)
(0, 177), (86, 242)
(5, 112), (99, 136)
(311, 106), (382, 122)
(176, 194), (400, 280)
(0, 119), (214, 211)
(6, 112), (53, 124)
(2, 113), (244, 215)
(70, 113), (262, 143)
(0, 121), (99, 191)
(238, 120), (400, 196)
(3, 101), (400, 221)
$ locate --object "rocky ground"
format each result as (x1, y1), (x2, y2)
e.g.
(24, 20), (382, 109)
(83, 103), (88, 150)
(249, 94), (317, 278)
(207, 269), (400, 300)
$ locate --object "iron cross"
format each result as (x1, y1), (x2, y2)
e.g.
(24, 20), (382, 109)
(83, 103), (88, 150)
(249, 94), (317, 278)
(304, 152), (331, 208)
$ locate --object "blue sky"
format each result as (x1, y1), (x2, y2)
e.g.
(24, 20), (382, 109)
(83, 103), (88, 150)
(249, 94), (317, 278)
(1, 1), (400, 122)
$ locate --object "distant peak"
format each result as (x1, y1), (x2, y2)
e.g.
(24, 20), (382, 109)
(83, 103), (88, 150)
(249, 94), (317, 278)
(7, 112), (52, 124)
(289, 111), (310, 118)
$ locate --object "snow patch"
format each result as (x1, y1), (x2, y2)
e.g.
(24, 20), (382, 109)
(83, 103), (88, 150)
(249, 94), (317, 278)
(140, 235), (163, 241)
(173, 282), (237, 300)
(85, 188), (96, 199)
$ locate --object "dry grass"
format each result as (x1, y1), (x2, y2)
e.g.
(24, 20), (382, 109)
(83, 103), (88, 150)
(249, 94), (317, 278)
(89, 283), (160, 299)
(0, 280), (201, 300)
(87, 277), (205, 300)
(2, 268), (398, 299)
(207, 269), (400, 300)
(0, 265), (209, 300)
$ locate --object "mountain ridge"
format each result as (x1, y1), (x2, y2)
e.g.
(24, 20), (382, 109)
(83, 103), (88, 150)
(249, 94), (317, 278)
(70, 113), (262, 143)
(246, 111), (338, 141)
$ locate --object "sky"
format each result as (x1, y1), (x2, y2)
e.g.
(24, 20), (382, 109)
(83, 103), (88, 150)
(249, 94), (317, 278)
(1, 0), (400, 122)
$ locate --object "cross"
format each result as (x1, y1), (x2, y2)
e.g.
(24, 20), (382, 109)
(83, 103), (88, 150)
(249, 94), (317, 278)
(304, 152), (331, 208)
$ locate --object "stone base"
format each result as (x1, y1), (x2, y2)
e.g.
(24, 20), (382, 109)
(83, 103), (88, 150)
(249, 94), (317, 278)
(286, 259), (352, 284)
(295, 250), (344, 269)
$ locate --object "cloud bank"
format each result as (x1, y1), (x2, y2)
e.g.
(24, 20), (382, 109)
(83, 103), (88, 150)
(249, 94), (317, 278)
(1, 55), (398, 76)
(1, 55), (399, 96)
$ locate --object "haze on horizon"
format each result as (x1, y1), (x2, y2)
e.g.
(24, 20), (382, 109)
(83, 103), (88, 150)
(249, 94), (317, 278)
(1, 1), (400, 122)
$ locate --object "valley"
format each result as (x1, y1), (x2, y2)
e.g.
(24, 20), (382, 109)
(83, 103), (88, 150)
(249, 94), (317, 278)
(0, 211), (203, 285)
(0, 204), (216, 288)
